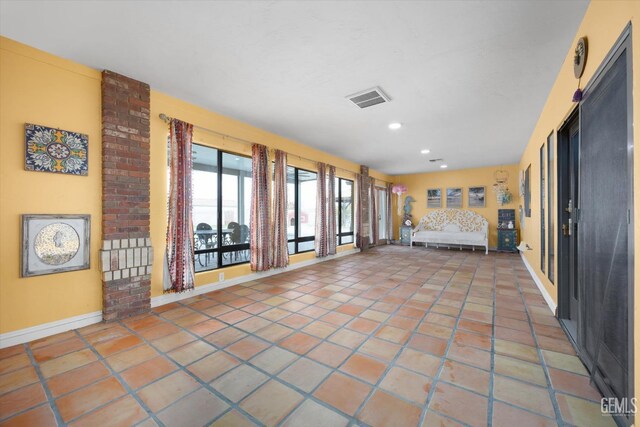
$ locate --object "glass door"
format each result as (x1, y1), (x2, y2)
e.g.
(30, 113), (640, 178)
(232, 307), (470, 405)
(377, 188), (387, 243)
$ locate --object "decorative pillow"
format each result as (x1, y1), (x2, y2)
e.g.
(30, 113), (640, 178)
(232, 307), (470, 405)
(443, 224), (460, 232)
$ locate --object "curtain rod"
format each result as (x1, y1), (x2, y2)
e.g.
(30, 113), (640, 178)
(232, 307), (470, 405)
(159, 113), (391, 185)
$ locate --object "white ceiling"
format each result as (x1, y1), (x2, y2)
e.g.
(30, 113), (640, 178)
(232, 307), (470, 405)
(0, 0), (588, 175)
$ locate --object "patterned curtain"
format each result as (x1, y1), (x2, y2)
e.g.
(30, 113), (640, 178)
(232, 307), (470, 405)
(250, 144), (271, 271)
(327, 166), (337, 255)
(165, 119), (195, 293)
(354, 173), (362, 248)
(370, 178), (379, 246)
(386, 182), (393, 241)
(314, 163), (328, 257)
(271, 150), (289, 268)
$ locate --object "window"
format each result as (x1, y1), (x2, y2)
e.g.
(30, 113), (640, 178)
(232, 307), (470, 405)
(547, 133), (555, 283)
(192, 144), (251, 272)
(287, 167), (317, 253)
(336, 178), (354, 245)
(524, 165), (531, 217)
(540, 143), (546, 273)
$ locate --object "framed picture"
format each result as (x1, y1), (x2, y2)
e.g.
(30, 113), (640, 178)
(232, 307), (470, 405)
(25, 123), (88, 175)
(22, 214), (90, 277)
(468, 186), (486, 208)
(427, 188), (441, 208)
(446, 188), (462, 208)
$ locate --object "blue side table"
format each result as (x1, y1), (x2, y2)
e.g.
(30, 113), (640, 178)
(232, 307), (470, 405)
(400, 226), (412, 246)
(497, 229), (518, 252)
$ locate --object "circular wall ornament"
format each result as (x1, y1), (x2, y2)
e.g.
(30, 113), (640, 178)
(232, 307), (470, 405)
(34, 223), (80, 265)
(574, 37), (588, 79)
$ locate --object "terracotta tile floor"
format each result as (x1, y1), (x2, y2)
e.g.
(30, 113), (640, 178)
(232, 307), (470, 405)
(0, 246), (615, 426)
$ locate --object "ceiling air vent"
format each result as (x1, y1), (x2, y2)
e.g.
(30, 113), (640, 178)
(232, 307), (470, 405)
(429, 158), (444, 163)
(346, 87), (391, 109)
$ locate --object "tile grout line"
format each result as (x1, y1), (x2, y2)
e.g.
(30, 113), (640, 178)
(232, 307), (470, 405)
(136, 262), (386, 426)
(412, 252), (484, 427)
(487, 254), (498, 427)
(279, 251), (457, 426)
(9, 344), (66, 426)
(233, 256), (444, 425)
(218, 252), (445, 425)
(117, 310), (277, 427)
(71, 328), (165, 427)
(3, 254), (484, 424)
(511, 265), (566, 426)
(1, 247), (592, 426)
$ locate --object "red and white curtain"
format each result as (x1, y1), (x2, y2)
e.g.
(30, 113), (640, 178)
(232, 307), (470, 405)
(370, 177), (379, 246)
(250, 144), (271, 271)
(271, 150), (289, 268)
(327, 165), (337, 255)
(315, 163), (328, 257)
(386, 182), (393, 241)
(165, 119), (195, 293)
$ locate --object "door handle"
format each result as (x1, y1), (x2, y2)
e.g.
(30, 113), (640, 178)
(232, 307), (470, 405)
(568, 218), (572, 236)
(565, 199), (573, 213)
(562, 224), (569, 236)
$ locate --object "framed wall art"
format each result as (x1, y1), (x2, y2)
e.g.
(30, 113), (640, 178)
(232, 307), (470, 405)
(25, 123), (88, 175)
(22, 214), (90, 277)
(468, 186), (486, 208)
(427, 188), (441, 208)
(446, 188), (462, 208)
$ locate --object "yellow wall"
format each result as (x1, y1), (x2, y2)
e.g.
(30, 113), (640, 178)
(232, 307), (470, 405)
(392, 164), (519, 248)
(150, 91), (392, 296)
(0, 36), (392, 334)
(0, 38), (103, 333)
(516, 0), (639, 398)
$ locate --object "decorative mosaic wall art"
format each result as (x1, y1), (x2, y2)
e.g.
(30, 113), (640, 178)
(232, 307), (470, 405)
(25, 123), (88, 175)
(22, 214), (90, 277)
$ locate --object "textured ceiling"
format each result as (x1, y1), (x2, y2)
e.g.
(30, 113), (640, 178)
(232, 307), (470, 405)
(0, 0), (588, 175)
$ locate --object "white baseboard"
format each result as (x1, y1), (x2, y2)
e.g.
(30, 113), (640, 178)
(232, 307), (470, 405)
(0, 249), (359, 349)
(519, 251), (557, 313)
(0, 310), (103, 349)
(152, 249), (359, 307)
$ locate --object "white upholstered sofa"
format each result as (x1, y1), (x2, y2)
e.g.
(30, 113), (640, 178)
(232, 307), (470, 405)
(410, 209), (489, 254)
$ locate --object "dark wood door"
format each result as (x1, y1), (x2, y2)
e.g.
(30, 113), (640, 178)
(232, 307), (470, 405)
(562, 119), (580, 342)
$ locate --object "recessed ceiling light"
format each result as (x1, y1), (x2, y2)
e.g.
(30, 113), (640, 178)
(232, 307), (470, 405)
(388, 122), (402, 130)
(440, 164), (448, 169)
(420, 149), (430, 154)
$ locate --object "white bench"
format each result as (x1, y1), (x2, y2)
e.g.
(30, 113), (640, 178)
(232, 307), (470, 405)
(411, 209), (488, 254)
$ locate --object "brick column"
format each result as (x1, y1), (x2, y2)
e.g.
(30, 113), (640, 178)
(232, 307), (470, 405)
(100, 70), (152, 322)
(358, 165), (371, 252)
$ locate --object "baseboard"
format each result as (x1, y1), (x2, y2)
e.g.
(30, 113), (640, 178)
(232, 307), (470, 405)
(0, 310), (103, 349)
(152, 249), (359, 307)
(519, 251), (557, 313)
(0, 249), (360, 349)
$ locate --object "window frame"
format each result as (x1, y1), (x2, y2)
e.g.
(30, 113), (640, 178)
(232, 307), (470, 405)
(336, 177), (354, 245)
(540, 143), (546, 273)
(192, 143), (251, 272)
(288, 166), (317, 254)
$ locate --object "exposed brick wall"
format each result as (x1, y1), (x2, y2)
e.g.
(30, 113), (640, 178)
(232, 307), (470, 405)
(100, 70), (152, 322)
